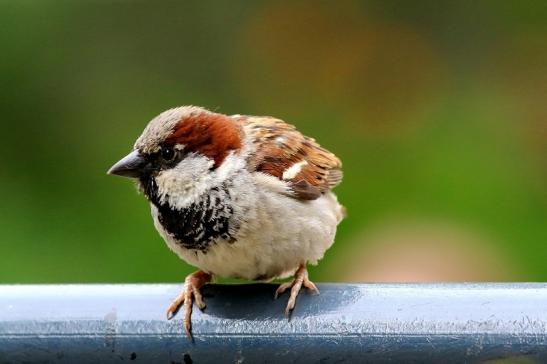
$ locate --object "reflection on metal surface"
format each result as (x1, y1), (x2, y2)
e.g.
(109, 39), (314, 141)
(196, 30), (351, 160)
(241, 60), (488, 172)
(1, 283), (546, 363)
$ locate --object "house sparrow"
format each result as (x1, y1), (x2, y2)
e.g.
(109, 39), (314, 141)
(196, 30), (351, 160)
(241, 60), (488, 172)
(108, 106), (344, 337)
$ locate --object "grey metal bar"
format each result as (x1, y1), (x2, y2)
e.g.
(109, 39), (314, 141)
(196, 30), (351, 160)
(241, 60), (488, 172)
(1, 283), (546, 363)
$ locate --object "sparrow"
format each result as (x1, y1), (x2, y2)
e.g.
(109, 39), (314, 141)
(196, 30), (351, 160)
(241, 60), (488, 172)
(108, 106), (344, 337)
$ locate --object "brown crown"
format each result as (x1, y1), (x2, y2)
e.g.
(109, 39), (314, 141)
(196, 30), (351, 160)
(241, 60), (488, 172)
(165, 112), (242, 168)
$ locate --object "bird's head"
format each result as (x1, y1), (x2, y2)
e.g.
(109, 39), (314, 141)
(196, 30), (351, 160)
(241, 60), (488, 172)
(108, 106), (243, 209)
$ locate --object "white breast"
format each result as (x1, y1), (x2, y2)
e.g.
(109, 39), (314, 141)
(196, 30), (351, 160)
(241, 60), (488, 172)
(152, 171), (344, 281)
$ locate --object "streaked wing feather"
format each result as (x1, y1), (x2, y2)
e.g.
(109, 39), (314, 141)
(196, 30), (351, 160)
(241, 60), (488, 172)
(235, 115), (342, 200)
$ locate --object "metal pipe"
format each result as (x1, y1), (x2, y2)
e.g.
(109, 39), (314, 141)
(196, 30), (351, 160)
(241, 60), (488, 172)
(1, 283), (547, 363)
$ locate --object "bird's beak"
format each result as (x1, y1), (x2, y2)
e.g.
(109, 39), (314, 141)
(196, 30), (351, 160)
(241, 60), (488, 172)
(107, 150), (147, 178)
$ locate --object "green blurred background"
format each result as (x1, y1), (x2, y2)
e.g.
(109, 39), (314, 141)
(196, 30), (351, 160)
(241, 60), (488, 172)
(1, 1), (545, 283)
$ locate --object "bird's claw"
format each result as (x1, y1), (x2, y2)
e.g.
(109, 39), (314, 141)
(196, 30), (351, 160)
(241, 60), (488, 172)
(166, 271), (211, 339)
(274, 265), (319, 317)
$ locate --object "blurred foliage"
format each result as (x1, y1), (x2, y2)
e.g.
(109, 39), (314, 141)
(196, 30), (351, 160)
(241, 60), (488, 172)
(0, 0), (545, 283)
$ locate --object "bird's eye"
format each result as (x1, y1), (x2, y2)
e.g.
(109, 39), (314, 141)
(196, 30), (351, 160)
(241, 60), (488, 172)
(161, 147), (176, 162)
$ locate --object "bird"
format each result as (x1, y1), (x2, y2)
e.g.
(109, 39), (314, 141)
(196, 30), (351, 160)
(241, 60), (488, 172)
(107, 106), (344, 337)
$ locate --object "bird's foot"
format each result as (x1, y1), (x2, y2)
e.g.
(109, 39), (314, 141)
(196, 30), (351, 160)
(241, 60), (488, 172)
(166, 270), (212, 339)
(274, 265), (319, 317)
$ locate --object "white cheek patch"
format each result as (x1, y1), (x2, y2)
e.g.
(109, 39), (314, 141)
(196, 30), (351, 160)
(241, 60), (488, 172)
(154, 153), (214, 210)
(153, 150), (248, 211)
(282, 160), (308, 180)
(215, 151), (247, 181)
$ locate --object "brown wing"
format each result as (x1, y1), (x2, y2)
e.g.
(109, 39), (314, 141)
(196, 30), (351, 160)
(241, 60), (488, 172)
(235, 115), (342, 200)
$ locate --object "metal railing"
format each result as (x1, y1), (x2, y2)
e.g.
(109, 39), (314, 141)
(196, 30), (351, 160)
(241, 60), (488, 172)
(1, 283), (547, 363)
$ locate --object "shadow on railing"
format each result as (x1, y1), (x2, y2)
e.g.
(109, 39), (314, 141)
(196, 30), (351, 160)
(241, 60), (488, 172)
(1, 283), (546, 363)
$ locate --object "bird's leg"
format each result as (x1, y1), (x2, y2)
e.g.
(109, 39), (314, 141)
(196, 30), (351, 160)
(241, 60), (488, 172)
(166, 270), (212, 338)
(274, 264), (319, 317)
